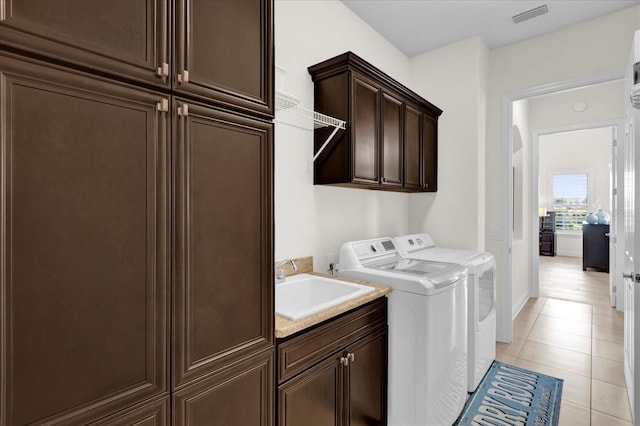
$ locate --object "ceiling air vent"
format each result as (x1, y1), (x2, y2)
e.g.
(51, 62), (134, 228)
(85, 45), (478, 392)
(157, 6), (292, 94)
(512, 4), (549, 24)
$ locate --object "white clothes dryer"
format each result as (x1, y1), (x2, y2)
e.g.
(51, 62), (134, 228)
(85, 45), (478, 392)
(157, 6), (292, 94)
(394, 233), (496, 392)
(337, 237), (468, 426)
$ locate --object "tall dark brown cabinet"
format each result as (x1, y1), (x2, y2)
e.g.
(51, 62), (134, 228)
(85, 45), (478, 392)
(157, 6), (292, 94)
(0, 1), (274, 425)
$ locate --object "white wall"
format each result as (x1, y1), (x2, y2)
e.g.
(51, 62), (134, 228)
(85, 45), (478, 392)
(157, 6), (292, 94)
(538, 128), (613, 256)
(512, 99), (532, 313)
(274, 0), (412, 268)
(408, 36), (490, 250)
(274, 0), (639, 341)
(529, 81), (624, 257)
(484, 6), (640, 340)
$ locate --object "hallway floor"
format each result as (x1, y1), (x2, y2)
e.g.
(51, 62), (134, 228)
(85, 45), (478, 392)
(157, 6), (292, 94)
(496, 256), (628, 425)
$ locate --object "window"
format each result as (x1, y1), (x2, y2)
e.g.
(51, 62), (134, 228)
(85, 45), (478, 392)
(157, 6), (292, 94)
(552, 172), (589, 231)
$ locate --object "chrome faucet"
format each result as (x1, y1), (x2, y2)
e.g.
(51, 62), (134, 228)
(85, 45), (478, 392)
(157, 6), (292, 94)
(275, 258), (297, 283)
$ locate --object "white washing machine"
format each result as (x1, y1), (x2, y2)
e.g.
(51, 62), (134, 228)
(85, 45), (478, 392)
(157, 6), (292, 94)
(337, 237), (468, 426)
(394, 233), (496, 393)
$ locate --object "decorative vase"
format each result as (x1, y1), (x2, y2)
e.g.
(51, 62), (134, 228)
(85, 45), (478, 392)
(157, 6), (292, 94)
(596, 208), (610, 225)
(585, 212), (598, 224)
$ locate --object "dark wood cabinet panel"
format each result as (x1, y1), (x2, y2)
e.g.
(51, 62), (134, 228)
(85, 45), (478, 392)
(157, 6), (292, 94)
(276, 299), (388, 426)
(278, 355), (344, 426)
(345, 328), (387, 426)
(422, 114), (438, 192)
(583, 224), (610, 272)
(381, 92), (403, 188)
(352, 77), (380, 184)
(91, 397), (169, 426)
(173, 99), (273, 388)
(0, 53), (169, 425)
(308, 52), (441, 192)
(0, 0), (169, 87)
(277, 298), (387, 383)
(174, 0), (273, 117)
(173, 349), (274, 426)
(404, 105), (422, 191)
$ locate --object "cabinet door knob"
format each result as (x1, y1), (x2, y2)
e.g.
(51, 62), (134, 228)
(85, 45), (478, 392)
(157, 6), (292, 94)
(340, 356), (349, 367)
(348, 352), (355, 363)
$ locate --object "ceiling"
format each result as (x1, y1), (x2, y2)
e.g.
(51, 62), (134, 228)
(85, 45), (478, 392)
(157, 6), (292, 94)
(342, 0), (640, 57)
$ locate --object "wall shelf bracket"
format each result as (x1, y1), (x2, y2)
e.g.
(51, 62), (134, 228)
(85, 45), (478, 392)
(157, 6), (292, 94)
(275, 90), (346, 162)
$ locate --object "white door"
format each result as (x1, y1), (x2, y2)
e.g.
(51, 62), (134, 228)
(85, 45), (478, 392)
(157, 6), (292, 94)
(624, 109), (640, 421)
(612, 126), (619, 308)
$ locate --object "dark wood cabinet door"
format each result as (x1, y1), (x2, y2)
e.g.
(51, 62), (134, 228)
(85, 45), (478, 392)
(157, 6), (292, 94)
(422, 113), (438, 192)
(278, 354), (344, 426)
(174, 349), (274, 426)
(583, 224), (609, 271)
(345, 328), (388, 426)
(381, 92), (403, 188)
(173, 99), (273, 388)
(0, 53), (169, 425)
(0, 0), (169, 87)
(174, 0), (273, 117)
(91, 397), (169, 426)
(352, 76), (379, 185)
(403, 105), (422, 191)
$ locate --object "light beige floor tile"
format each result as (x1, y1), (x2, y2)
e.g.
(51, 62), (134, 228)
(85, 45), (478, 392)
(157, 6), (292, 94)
(591, 410), (633, 426)
(592, 324), (624, 345)
(559, 401), (591, 426)
(534, 314), (592, 337)
(518, 340), (591, 377)
(527, 326), (592, 354)
(545, 298), (593, 312)
(593, 313), (624, 328)
(592, 356), (626, 387)
(513, 358), (590, 408)
(495, 351), (517, 364)
(517, 305), (538, 318)
(540, 304), (593, 324)
(521, 296), (548, 314)
(513, 319), (536, 339)
(592, 339), (624, 363)
(496, 337), (526, 357)
(591, 379), (632, 422)
(593, 304), (624, 318)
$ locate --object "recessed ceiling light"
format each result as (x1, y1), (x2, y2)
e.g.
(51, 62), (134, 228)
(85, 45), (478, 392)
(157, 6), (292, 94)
(512, 4), (549, 24)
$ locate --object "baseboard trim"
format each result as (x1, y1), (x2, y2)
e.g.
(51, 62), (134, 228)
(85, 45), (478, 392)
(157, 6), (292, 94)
(512, 291), (530, 320)
(556, 251), (581, 258)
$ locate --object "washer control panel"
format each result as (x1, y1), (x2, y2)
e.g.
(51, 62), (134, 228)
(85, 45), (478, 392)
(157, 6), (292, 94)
(353, 238), (397, 259)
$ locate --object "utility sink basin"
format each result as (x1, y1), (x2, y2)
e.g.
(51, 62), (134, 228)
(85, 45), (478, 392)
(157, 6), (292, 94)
(275, 273), (375, 320)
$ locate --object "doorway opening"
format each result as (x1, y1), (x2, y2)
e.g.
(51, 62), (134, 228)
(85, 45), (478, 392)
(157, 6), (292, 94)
(535, 125), (617, 308)
(500, 71), (624, 343)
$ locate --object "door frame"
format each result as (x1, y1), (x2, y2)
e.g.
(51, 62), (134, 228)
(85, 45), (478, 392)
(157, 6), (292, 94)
(530, 121), (624, 303)
(500, 68), (624, 343)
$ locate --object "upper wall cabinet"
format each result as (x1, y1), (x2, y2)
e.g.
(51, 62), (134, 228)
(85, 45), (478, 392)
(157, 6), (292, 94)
(308, 52), (442, 193)
(174, 0), (274, 117)
(0, 0), (169, 88)
(0, 0), (274, 118)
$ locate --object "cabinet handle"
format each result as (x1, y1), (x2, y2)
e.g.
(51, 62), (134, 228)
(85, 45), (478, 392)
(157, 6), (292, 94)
(156, 98), (169, 112)
(156, 62), (169, 77)
(605, 233), (610, 237)
(178, 70), (190, 84)
(178, 104), (189, 117)
(382, 177), (387, 183)
(340, 356), (349, 367)
(348, 352), (355, 363)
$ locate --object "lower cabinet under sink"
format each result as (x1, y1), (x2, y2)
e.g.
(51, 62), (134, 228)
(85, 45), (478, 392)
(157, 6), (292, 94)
(275, 298), (388, 425)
